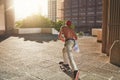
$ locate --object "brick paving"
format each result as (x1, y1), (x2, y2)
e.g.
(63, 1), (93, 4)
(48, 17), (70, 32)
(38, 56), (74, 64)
(0, 34), (120, 80)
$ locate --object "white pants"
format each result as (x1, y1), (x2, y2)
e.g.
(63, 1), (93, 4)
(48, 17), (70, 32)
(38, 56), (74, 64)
(62, 40), (78, 71)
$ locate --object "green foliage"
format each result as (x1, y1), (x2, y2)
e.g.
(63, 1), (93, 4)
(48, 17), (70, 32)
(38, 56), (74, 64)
(15, 15), (75, 32)
(51, 20), (65, 31)
(15, 14), (52, 28)
(51, 20), (76, 31)
(15, 20), (23, 28)
(76, 31), (84, 38)
(70, 24), (75, 29)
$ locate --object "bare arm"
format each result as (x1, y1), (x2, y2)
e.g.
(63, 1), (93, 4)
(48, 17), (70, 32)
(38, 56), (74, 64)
(72, 30), (78, 40)
(74, 32), (78, 40)
(58, 27), (65, 42)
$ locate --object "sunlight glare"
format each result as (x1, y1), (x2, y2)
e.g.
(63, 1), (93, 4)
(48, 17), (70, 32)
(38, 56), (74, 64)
(14, 0), (48, 20)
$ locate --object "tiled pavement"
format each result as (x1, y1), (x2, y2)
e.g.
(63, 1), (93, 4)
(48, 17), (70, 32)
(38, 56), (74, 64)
(0, 34), (120, 80)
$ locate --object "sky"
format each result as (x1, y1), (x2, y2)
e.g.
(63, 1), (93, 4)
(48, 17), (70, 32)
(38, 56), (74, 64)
(14, 0), (48, 21)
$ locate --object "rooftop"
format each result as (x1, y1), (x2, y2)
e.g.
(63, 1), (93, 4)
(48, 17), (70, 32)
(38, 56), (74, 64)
(0, 34), (120, 80)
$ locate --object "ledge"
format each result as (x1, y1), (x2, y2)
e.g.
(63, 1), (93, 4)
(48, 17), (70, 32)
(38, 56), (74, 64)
(14, 28), (59, 34)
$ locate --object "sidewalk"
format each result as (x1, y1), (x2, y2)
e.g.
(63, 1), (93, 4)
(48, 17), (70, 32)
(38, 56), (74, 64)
(0, 34), (120, 80)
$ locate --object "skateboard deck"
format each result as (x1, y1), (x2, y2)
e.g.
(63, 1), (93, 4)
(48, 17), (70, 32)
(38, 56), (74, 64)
(59, 61), (73, 78)
(59, 61), (80, 80)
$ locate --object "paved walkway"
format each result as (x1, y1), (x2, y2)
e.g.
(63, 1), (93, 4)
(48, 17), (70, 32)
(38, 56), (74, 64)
(0, 34), (120, 80)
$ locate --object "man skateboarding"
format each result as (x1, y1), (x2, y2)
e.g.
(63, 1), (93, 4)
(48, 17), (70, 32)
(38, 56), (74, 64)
(58, 20), (79, 80)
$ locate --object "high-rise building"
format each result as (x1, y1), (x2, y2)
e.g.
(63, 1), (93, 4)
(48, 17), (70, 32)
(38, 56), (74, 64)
(63, 0), (102, 33)
(48, 0), (57, 22)
(56, 0), (64, 21)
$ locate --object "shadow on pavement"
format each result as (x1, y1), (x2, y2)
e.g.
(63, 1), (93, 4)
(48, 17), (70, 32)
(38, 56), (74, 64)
(0, 34), (10, 42)
(12, 33), (58, 43)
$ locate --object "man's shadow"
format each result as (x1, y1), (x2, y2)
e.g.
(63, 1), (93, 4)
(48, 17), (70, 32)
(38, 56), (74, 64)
(0, 34), (10, 42)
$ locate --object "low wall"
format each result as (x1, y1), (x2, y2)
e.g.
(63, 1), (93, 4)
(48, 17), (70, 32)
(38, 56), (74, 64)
(14, 28), (59, 34)
(92, 28), (102, 42)
(97, 29), (102, 42)
(92, 28), (101, 36)
(110, 40), (120, 66)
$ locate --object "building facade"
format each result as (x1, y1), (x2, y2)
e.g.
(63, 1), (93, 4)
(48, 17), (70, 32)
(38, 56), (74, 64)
(48, 0), (57, 22)
(0, 0), (5, 34)
(56, 0), (64, 21)
(102, 0), (120, 55)
(0, 0), (14, 35)
(63, 0), (102, 33)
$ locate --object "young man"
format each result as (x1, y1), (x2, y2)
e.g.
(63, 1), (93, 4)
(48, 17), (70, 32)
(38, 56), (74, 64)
(58, 20), (79, 80)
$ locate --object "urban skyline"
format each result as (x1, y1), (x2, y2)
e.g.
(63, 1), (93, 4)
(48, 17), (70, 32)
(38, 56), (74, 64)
(48, 0), (102, 33)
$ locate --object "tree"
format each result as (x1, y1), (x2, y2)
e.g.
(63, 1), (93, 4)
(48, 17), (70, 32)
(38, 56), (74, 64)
(15, 14), (52, 28)
(15, 20), (23, 28)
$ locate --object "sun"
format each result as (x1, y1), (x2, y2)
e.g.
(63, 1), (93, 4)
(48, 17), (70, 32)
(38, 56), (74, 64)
(13, 0), (48, 21)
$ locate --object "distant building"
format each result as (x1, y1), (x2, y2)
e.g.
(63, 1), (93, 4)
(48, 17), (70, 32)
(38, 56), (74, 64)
(63, 0), (102, 33)
(56, 0), (64, 21)
(48, 0), (57, 22)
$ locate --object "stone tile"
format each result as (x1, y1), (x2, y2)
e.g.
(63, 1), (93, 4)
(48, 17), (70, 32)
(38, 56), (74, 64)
(8, 74), (40, 80)
(88, 66), (120, 79)
(0, 35), (120, 80)
(78, 63), (96, 72)
(111, 75), (120, 80)
(28, 68), (61, 80)
(101, 63), (120, 73)
(81, 73), (108, 80)
(0, 77), (4, 80)
(47, 72), (71, 80)
(47, 64), (62, 73)
(37, 60), (56, 68)
(0, 60), (23, 80)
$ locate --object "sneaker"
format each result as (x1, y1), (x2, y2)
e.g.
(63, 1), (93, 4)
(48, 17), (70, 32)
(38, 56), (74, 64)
(73, 70), (79, 80)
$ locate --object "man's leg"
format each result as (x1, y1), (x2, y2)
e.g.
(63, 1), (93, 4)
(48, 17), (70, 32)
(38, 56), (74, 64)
(67, 46), (78, 71)
(66, 40), (78, 70)
(62, 47), (69, 66)
(66, 40), (79, 80)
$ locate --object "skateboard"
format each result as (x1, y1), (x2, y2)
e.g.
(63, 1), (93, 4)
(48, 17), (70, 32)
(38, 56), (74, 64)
(59, 61), (80, 80)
